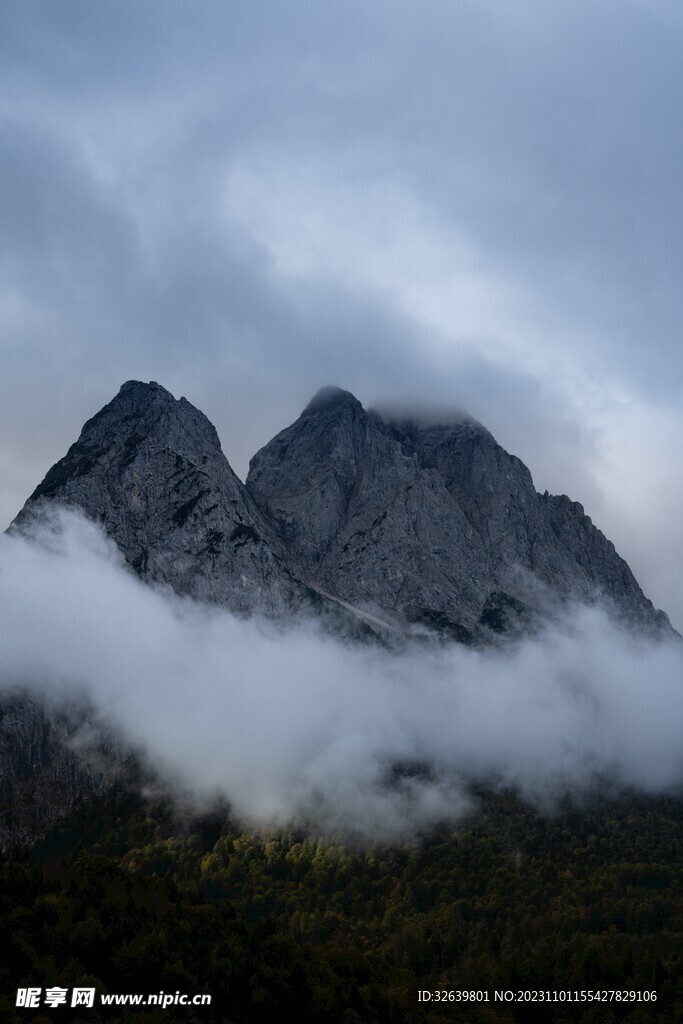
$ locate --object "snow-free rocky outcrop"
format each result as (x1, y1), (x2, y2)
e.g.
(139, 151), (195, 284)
(2, 380), (673, 846)
(0, 696), (127, 849)
(13, 380), (307, 617)
(247, 385), (671, 641)
(12, 379), (671, 639)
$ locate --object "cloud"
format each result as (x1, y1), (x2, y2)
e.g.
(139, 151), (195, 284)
(1, 509), (682, 839)
(1, 0), (683, 636)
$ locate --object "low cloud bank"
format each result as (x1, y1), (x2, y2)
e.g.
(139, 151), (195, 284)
(1, 510), (682, 837)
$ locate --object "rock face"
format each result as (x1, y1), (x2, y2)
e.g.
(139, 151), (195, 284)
(0, 696), (128, 849)
(247, 386), (670, 639)
(12, 379), (672, 638)
(13, 381), (305, 616)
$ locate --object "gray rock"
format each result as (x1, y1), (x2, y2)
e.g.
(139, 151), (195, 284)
(0, 695), (128, 849)
(18, 379), (665, 638)
(247, 386), (672, 638)
(13, 380), (306, 617)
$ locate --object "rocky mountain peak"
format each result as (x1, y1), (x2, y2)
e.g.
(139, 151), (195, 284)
(302, 385), (363, 417)
(67, 379), (224, 471)
(28, 379), (226, 510)
(14, 382), (304, 615)
(119, 378), (169, 396)
(247, 385), (672, 639)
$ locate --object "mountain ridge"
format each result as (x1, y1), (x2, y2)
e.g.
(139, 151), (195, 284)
(13, 378), (672, 640)
(247, 383), (671, 639)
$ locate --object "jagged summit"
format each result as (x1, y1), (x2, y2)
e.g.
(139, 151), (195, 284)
(116, 378), (201, 410)
(15, 382), (304, 615)
(119, 378), (168, 394)
(302, 385), (362, 417)
(12, 379), (673, 639)
(248, 385), (671, 639)
(32, 381), (225, 506)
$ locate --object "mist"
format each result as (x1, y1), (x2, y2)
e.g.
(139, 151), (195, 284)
(1, 509), (682, 838)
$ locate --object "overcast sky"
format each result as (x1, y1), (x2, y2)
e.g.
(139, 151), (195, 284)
(2, 0), (682, 626)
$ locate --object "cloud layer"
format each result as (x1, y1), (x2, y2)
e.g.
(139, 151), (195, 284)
(2, 510), (681, 838)
(1, 1), (682, 628)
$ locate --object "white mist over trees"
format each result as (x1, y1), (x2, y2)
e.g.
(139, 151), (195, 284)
(1, 509), (681, 838)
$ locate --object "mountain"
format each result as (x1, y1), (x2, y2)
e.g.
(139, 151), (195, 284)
(247, 385), (670, 639)
(13, 380), (306, 617)
(11, 380), (672, 639)
(1, 380), (672, 847)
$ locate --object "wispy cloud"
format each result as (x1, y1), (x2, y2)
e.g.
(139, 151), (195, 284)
(2, 510), (681, 838)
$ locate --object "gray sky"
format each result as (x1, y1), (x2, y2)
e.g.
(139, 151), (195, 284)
(2, 0), (682, 625)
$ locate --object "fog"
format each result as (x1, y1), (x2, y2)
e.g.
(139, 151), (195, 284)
(1, 509), (682, 838)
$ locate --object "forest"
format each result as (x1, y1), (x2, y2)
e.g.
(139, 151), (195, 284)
(2, 786), (681, 1022)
